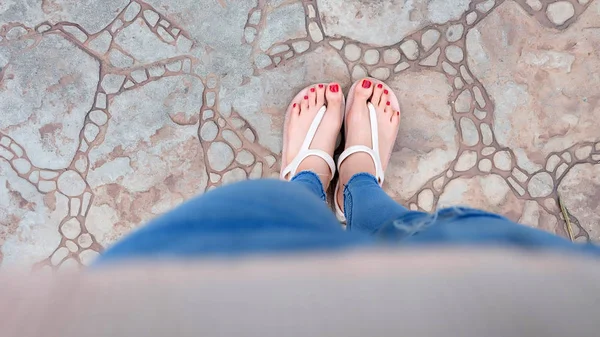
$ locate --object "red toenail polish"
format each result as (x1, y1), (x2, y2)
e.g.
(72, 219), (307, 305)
(318, 84), (324, 88)
(377, 83), (383, 89)
(362, 79), (372, 88)
(396, 111), (400, 116)
(293, 103), (297, 108)
(310, 87), (315, 92)
(330, 84), (339, 93)
(386, 101), (390, 106)
(384, 89), (389, 95)
(304, 95), (308, 99)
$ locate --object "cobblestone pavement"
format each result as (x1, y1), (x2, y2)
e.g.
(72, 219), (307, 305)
(1, 0), (599, 269)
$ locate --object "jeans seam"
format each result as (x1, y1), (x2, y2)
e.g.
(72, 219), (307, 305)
(291, 170), (326, 201)
(344, 173), (379, 230)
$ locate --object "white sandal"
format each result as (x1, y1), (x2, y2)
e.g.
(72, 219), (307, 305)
(280, 84), (345, 183)
(334, 78), (400, 222)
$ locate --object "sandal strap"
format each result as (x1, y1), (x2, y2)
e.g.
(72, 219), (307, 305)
(281, 106), (336, 180)
(336, 102), (385, 185)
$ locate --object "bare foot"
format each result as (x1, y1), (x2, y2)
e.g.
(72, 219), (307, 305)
(337, 78), (400, 212)
(283, 82), (343, 189)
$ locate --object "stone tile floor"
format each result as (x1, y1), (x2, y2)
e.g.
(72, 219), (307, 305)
(0, 0), (599, 269)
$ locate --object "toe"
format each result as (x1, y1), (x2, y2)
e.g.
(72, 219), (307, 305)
(300, 91), (309, 111)
(308, 86), (317, 108)
(379, 86), (390, 110)
(325, 82), (342, 109)
(372, 82), (384, 106)
(390, 109), (401, 125)
(315, 83), (326, 107)
(384, 104), (394, 121)
(292, 101), (300, 116)
(354, 78), (374, 102)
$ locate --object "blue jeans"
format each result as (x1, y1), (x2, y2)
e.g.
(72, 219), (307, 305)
(97, 171), (600, 264)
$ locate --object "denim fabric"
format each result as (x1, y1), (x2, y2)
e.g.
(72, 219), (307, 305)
(97, 172), (600, 265)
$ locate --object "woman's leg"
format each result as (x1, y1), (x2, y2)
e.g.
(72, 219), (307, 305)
(343, 172), (411, 233)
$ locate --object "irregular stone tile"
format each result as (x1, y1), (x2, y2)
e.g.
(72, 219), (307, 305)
(474, 109), (486, 120)
(446, 24), (464, 43)
(417, 189), (434, 212)
(419, 48), (440, 67)
(371, 68), (391, 81)
(259, 3), (306, 51)
(476, 0), (495, 12)
(344, 44), (361, 61)
(292, 41), (310, 53)
(101, 74), (126, 94)
(0, 162), (67, 267)
(0, 34), (99, 170)
(78, 234), (93, 249)
(561, 152), (572, 163)
(249, 162), (263, 179)
(317, 0), (472, 45)
(143, 10), (160, 26)
(0, 148), (14, 161)
(221, 168), (247, 185)
(467, 1), (600, 169)
(546, 154), (561, 172)
(394, 62), (410, 73)
(482, 147), (496, 156)
(157, 26), (175, 43)
(442, 61), (457, 75)
(459, 117), (479, 146)
(400, 40), (419, 60)
(308, 22), (323, 42)
(433, 176), (445, 191)
(546, 1), (575, 25)
(57, 170), (87, 197)
(384, 70), (458, 201)
(12, 158), (31, 174)
(383, 49), (401, 64)
(236, 150), (255, 166)
(61, 218), (81, 240)
(109, 49), (134, 68)
(115, 18), (181, 64)
(0, 0), (45, 27)
(89, 110), (108, 126)
(454, 77), (464, 90)
(466, 11), (477, 25)
(48, 0), (129, 34)
(493, 150), (512, 171)
(79, 249), (100, 266)
(351, 65), (367, 81)
(222, 130), (243, 149)
(558, 163), (600, 241)
(123, 1), (141, 22)
(329, 40), (344, 50)
(480, 123), (493, 146)
(438, 174), (524, 221)
(455, 150), (477, 171)
(445, 45), (464, 63)
(220, 46), (350, 153)
(207, 142), (234, 171)
(363, 49), (380, 65)
(528, 172), (554, 197)
(512, 167), (528, 183)
(421, 29), (440, 52)
(454, 89), (472, 113)
(575, 145), (592, 160)
(479, 158), (492, 172)
(66, 240), (78, 252)
(526, 0), (542, 11)
(556, 163), (569, 178)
